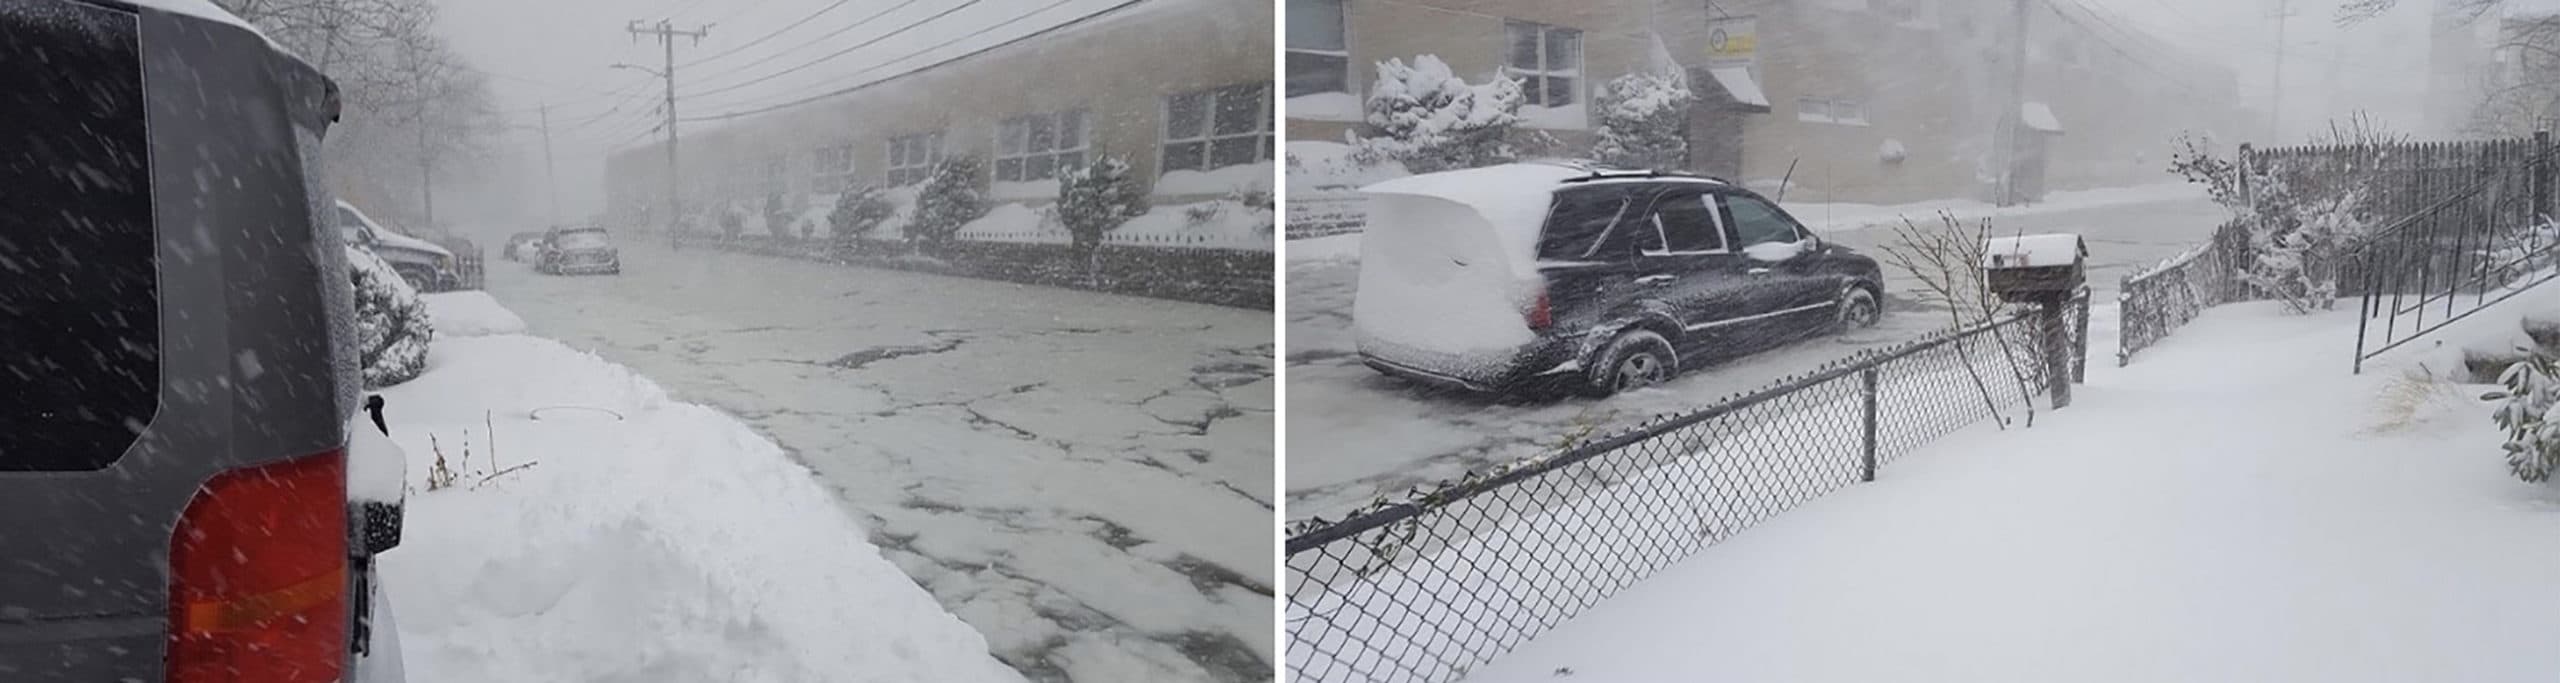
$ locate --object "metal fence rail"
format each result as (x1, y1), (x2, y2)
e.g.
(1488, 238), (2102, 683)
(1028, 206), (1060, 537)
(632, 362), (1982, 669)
(2118, 220), (2248, 365)
(1284, 298), (2080, 683)
(2348, 136), (2560, 371)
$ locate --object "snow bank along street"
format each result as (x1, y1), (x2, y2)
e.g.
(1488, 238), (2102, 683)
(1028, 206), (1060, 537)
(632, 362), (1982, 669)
(1458, 289), (2560, 682)
(376, 293), (1021, 682)
(1284, 186), (2226, 519)
(484, 244), (1274, 681)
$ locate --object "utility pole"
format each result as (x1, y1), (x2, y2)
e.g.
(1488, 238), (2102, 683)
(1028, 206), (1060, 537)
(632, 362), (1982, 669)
(1998, 0), (2029, 206)
(539, 104), (561, 227)
(2272, 0), (2290, 142)
(416, 124), (435, 231)
(621, 20), (707, 238)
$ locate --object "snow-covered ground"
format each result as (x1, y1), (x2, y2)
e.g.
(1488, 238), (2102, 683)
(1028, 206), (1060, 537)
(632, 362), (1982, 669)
(482, 243), (1274, 681)
(1458, 286), (2560, 682)
(1284, 187), (2227, 519)
(370, 301), (1020, 682)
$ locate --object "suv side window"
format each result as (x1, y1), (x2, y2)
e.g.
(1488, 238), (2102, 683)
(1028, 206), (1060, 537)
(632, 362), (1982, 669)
(1648, 192), (1726, 253)
(1724, 193), (1804, 247)
(1, 2), (155, 472)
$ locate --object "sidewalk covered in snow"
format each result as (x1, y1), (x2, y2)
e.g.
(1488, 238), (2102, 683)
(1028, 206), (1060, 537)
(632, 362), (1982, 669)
(1462, 294), (2560, 682)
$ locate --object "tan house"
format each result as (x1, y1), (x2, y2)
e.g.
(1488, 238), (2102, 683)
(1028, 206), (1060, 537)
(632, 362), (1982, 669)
(1285, 0), (2242, 205)
(606, 0), (1272, 230)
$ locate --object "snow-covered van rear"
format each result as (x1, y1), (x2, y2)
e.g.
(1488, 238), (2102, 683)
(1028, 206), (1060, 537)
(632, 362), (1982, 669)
(1353, 161), (1887, 397)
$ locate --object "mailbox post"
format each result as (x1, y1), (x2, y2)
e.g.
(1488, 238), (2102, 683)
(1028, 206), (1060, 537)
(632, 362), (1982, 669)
(1983, 234), (2088, 409)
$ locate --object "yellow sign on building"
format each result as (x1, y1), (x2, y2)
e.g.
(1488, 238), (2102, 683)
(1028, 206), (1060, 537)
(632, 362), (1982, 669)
(1708, 16), (1756, 68)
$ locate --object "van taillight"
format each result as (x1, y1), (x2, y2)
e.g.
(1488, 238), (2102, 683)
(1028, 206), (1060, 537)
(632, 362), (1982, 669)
(1526, 287), (1553, 330)
(167, 448), (348, 683)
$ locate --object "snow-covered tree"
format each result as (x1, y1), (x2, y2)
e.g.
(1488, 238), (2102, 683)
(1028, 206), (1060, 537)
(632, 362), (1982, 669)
(764, 193), (791, 240)
(830, 183), (896, 246)
(909, 156), (989, 249)
(2169, 131), (2378, 314)
(1057, 156), (1150, 256)
(2489, 353), (2560, 482)
(1590, 71), (1694, 170)
(346, 246), (433, 389)
(1351, 55), (1524, 174)
(719, 202), (746, 238)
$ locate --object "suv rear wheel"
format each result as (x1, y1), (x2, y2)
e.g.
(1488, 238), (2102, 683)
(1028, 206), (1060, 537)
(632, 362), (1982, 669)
(1587, 329), (1676, 397)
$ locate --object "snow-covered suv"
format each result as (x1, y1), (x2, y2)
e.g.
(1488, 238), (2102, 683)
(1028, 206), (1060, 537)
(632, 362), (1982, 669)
(1354, 161), (1886, 397)
(337, 200), (461, 292)
(0, 1), (402, 680)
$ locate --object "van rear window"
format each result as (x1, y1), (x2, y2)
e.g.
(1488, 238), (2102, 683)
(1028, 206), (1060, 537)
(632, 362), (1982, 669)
(0, 1), (156, 472)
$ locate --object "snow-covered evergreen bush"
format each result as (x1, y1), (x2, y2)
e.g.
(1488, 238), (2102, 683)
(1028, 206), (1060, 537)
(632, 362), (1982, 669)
(347, 246), (433, 389)
(1590, 71), (1693, 170)
(909, 156), (988, 249)
(763, 194), (792, 240)
(2488, 353), (2560, 482)
(1056, 155), (1150, 254)
(1350, 55), (1524, 174)
(830, 183), (896, 247)
(719, 202), (746, 238)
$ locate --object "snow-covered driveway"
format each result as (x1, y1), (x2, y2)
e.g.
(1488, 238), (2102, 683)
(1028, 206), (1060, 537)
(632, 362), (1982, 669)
(1285, 189), (2228, 519)
(484, 243), (1274, 682)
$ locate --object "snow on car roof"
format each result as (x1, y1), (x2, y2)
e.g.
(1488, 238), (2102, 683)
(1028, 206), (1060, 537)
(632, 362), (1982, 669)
(1361, 164), (1585, 274)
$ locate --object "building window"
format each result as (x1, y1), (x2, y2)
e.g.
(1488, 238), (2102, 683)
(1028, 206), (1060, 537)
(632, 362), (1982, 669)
(886, 131), (944, 187)
(1287, 0), (1349, 97)
(1796, 97), (1870, 126)
(1506, 20), (1581, 108)
(812, 144), (855, 194)
(995, 110), (1089, 183)
(1163, 83), (1272, 173)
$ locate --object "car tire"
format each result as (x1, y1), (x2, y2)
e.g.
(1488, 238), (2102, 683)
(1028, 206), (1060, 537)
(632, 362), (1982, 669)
(1835, 284), (1883, 331)
(1586, 329), (1677, 397)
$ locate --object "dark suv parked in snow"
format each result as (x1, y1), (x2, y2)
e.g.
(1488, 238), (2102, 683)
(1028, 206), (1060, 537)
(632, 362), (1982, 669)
(1354, 162), (1885, 396)
(1, 1), (400, 680)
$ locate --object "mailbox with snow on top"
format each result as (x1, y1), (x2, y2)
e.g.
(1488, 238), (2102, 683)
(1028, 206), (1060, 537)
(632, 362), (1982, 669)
(1982, 233), (2089, 408)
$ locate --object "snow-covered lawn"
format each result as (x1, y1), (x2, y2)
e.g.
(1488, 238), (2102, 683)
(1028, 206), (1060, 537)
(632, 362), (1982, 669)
(420, 291), (526, 337)
(1457, 292), (2560, 682)
(1282, 191), (2226, 520)
(371, 316), (1019, 681)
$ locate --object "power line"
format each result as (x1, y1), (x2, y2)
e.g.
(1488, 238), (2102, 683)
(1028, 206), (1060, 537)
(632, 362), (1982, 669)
(678, 0), (990, 101)
(683, 0), (1121, 122)
(678, 0), (859, 68)
(688, 0), (927, 81)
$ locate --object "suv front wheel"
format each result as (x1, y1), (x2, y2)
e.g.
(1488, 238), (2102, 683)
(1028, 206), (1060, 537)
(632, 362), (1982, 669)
(1586, 329), (1676, 397)
(1835, 284), (1882, 331)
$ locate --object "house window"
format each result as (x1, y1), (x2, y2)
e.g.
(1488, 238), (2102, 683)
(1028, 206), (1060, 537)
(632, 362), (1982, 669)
(995, 110), (1089, 183)
(1163, 83), (1272, 173)
(812, 144), (855, 193)
(1286, 0), (1349, 97)
(1796, 97), (1870, 126)
(886, 131), (944, 187)
(1505, 21), (1581, 108)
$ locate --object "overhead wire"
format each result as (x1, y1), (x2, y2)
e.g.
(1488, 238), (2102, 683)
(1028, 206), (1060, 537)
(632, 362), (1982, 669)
(683, 0), (1119, 121)
(676, 0), (990, 101)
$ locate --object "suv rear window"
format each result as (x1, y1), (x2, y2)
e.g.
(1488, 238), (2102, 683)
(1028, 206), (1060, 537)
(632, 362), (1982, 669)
(1537, 185), (1644, 261)
(0, 2), (156, 472)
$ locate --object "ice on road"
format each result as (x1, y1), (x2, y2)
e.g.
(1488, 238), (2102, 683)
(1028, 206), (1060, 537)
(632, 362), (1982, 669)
(484, 243), (1275, 682)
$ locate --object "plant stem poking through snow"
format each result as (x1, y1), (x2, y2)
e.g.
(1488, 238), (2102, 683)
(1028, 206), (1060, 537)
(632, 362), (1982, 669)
(1875, 212), (2040, 427)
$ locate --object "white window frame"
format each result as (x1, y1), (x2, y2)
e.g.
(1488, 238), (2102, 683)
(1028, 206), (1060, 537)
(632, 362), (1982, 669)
(811, 144), (856, 194)
(1286, 0), (1351, 97)
(1641, 193), (1732, 256)
(1505, 20), (1583, 109)
(1160, 83), (1274, 174)
(994, 109), (1090, 183)
(885, 131), (945, 187)
(1797, 97), (1871, 127)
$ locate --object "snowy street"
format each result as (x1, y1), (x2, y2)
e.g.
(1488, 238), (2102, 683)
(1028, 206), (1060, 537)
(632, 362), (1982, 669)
(482, 243), (1275, 682)
(1458, 287), (2560, 682)
(1284, 186), (2228, 519)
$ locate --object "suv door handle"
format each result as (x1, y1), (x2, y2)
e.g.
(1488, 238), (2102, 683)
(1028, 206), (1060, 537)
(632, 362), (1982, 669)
(1747, 267), (1772, 276)
(1636, 274), (1676, 285)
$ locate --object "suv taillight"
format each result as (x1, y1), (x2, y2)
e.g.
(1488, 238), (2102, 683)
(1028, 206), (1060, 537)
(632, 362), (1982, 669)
(1526, 286), (1553, 331)
(167, 448), (348, 683)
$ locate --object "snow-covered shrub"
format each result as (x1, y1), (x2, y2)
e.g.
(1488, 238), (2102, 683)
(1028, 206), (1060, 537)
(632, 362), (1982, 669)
(1880, 138), (1910, 165)
(830, 184), (897, 247)
(347, 246), (433, 389)
(1590, 71), (1693, 170)
(2487, 353), (2560, 482)
(909, 156), (989, 249)
(1350, 55), (1524, 174)
(1056, 155), (1150, 254)
(2169, 131), (2376, 314)
(763, 194), (792, 240)
(719, 202), (747, 238)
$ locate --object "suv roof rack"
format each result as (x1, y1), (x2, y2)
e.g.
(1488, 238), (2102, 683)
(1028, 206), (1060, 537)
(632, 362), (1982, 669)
(1555, 167), (1731, 185)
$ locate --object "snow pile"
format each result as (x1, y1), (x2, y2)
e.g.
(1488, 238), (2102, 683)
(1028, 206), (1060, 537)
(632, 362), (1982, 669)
(1156, 161), (1275, 197)
(373, 329), (1021, 683)
(419, 292), (525, 337)
(953, 202), (1064, 244)
(1782, 181), (2207, 234)
(955, 199), (1274, 250)
(1451, 289), (2560, 682)
(1286, 140), (1410, 197)
(1287, 91), (1363, 122)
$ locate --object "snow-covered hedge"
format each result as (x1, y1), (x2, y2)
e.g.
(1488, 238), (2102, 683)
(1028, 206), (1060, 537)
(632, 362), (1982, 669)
(348, 245), (433, 388)
(1351, 55), (1524, 174)
(1590, 71), (1693, 171)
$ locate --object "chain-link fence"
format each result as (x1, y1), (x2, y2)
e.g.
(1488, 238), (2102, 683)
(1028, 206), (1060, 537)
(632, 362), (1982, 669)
(2118, 219), (2247, 365)
(1284, 297), (2081, 683)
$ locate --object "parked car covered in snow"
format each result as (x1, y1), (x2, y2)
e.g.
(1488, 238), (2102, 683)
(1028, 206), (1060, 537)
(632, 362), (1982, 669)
(0, 1), (403, 679)
(538, 226), (621, 275)
(1353, 161), (1885, 397)
(504, 231), (544, 261)
(337, 199), (463, 292)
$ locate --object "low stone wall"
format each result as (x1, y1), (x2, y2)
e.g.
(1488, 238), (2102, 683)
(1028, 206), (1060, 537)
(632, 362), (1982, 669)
(672, 233), (1273, 310)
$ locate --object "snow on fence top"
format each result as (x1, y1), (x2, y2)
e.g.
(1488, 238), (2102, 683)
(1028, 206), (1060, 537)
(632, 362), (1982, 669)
(1983, 234), (2086, 269)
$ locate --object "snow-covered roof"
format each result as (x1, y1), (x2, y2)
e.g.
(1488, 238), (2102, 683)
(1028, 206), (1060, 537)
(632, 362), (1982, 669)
(2023, 102), (2064, 134)
(1708, 67), (1771, 111)
(1983, 234), (2086, 269)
